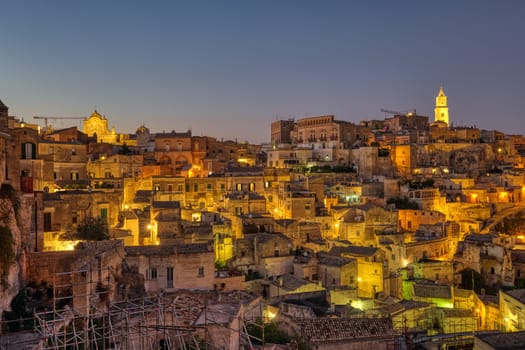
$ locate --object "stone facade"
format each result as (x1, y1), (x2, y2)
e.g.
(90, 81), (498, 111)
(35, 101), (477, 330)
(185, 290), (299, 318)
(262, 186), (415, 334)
(124, 243), (215, 293)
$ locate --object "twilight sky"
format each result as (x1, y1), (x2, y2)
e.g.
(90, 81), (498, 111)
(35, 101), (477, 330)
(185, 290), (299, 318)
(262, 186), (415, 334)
(1, 1), (524, 143)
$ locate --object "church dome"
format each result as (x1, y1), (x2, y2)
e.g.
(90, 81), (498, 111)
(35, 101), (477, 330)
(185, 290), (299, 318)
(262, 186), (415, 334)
(89, 110), (105, 120)
(136, 124), (150, 134)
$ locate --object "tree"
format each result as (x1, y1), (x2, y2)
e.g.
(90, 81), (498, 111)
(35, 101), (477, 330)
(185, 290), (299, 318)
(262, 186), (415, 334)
(69, 217), (109, 241)
(386, 196), (419, 209)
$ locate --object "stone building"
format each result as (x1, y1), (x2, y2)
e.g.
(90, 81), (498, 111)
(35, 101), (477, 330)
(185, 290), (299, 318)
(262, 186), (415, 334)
(153, 130), (193, 175)
(6, 126), (41, 192)
(270, 118), (295, 146)
(333, 203), (398, 246)
(434, 86), (449, 125)
(150, 200), (182, 245)
(389, 237), (453, 271)
(46, 126), (89, 143)
(330, 245), (386, 298)
(87, 153), (143, 182)
(42, 190), (121, 241)
(397, 209), (446, 232)
(39, 139), (89, 190)
(231, 232), (293, 279)
(28, 240), (125, 316)
(455, 234), (514, 287)
(317, 252), (357, 290)
(266, 145), (313, 168)
(499, 289), (525, 332)
(82, 110), (121, 144)
(224, 192), (266, 215)
(389, 144), (415, 176)
(124, 243), (215, 293)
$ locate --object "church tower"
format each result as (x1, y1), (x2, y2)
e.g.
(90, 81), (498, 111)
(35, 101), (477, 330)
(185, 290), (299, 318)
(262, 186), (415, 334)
(434, 85), (449, 125)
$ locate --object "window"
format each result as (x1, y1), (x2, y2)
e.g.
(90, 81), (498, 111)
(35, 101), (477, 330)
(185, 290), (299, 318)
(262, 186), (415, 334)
(72, 211), (78, 224)
(249, 183), (255, 191)
(70, 172), (79, 180)
(71, 148), (76, 156)
(193, 183), (198, 192)
(198, 267), (204, 277)
(167, 267), (174, 288)
(44, 212), (52, 232)
(147, 267), (158, 280)
(207, 183), (212, 191)
(100, 208), (108, 221)
(21, 143), (36, 160)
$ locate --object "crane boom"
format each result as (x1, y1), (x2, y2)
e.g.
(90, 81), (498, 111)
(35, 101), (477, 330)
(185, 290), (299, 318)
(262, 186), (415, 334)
(380, 108), (416, 116)
(33, 116), (84, 129)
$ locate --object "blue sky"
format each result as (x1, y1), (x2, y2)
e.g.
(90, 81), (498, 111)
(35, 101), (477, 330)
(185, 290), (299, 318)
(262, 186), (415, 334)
(1, 1), (524, 143)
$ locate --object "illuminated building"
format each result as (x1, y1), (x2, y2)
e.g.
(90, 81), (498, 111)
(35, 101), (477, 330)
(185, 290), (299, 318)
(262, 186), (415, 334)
(499, 289), (525, 332)
(434, 85), (450, 125)
(83, 110), (121, 144)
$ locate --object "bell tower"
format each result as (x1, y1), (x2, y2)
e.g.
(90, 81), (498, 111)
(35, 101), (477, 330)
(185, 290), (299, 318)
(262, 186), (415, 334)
(434, 85), (449, 125)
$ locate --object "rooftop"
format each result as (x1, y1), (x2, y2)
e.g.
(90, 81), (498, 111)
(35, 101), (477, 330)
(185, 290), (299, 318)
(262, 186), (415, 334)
(413, 281), (452, 299)
(272, 274), (317, 292)
(317, 252), (355, 267)
(475, 330), (525, 350)
(330, 245), (378, 257)
(298, 318), (395, 343)
(152, 201), (180, 209)
(504, 289), (525, 304)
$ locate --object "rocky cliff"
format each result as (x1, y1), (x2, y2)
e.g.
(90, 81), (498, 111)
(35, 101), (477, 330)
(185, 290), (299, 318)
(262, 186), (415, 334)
(0, 184), (30, 316)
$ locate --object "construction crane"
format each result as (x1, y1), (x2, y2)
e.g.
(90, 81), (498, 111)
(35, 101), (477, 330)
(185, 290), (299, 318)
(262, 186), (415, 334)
(33, 115), (85, 130)
(380, 108), (417, 116)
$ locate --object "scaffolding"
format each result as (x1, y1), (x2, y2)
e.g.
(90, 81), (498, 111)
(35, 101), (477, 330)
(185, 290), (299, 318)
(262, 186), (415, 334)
(0, 266), (263, 350)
